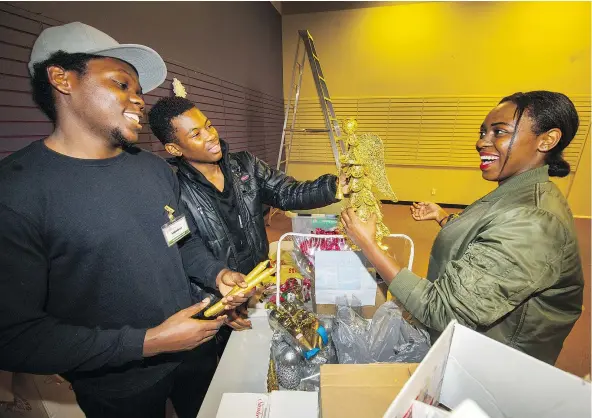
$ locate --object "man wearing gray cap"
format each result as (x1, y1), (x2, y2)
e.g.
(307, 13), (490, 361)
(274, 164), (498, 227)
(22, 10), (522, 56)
(0, 22), (248, 418)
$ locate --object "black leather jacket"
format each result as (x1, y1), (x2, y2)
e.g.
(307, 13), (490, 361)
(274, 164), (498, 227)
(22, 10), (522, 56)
(172, 141), (339, 287)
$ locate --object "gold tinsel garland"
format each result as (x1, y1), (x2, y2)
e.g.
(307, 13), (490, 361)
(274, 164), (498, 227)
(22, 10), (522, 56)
(338, 118), (398, 250)
(267, 358), (279, 392)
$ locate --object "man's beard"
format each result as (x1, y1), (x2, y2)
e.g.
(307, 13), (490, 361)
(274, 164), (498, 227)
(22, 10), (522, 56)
(110, 128), (135, 149)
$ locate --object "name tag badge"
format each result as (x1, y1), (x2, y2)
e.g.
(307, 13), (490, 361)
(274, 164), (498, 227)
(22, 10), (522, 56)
(162, 215), (190, 247)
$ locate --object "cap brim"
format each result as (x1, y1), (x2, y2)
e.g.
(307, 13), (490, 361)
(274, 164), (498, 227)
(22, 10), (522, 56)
(92, 44), (167, 94)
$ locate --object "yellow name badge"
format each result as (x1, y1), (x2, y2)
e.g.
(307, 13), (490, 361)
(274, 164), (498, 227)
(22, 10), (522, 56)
(161, 205), (190, 247)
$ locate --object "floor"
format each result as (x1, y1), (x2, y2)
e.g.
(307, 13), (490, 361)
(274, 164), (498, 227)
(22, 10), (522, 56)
(265, 205), (591, 377)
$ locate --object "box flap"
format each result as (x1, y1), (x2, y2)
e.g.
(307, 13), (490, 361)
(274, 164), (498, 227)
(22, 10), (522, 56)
(215, 393), (268, 418)
(441, 324), (592, 418)
(383, 320), (457, 418)
(321, 363), (418, 418)
(449, 400), (492, 418)
(411, 401), (451, 418)
(268, 391), (318, 418)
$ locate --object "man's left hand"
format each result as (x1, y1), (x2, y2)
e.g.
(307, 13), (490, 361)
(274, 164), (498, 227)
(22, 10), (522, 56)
(225, 306), (252, 331)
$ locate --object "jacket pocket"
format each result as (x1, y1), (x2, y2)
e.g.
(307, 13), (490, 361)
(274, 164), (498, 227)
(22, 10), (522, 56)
(206, 237), (231, 262)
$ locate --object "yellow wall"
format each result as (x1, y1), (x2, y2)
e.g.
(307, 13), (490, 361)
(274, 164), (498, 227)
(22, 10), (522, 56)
(282, 1), (591, 215)
(288, 162), (573, 204)
(283, 2), (590, 97)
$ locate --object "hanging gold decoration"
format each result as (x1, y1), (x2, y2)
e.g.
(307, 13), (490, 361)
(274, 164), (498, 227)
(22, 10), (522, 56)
(172, 77), (187, 98)
(267, 358), (279, 392)
(338, 118), (397, 250)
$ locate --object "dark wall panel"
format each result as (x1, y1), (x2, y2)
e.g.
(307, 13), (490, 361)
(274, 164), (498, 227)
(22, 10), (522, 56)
(0, 2), (283, 164)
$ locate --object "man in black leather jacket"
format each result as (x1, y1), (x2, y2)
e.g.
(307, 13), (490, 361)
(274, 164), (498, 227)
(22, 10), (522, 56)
(149, 97), (342, 352)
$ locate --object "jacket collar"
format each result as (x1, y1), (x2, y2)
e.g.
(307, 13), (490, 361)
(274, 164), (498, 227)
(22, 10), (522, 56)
(480, 165), (550, 202)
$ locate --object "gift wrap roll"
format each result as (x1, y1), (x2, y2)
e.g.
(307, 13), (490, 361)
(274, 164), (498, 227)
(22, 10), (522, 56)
(204, 264), (276, 318)
(245, 260), (270, 281)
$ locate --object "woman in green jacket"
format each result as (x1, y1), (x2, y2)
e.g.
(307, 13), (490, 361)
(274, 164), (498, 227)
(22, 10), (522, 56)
(341, 91), (584, 365)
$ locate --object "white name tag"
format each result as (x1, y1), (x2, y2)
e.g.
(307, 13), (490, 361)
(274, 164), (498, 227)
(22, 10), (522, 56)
(161, 215), (190, 247)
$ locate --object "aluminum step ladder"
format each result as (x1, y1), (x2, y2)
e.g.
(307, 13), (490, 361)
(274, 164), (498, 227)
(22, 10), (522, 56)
(267, 29), (346, 225)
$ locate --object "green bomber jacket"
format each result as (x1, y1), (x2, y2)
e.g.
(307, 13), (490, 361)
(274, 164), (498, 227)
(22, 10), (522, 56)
(390, 165), (584, 364)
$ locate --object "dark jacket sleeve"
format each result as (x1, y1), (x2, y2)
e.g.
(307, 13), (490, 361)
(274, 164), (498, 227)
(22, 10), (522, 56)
(248, 152), (339, 211)
(0, 204), (146, 374)
(173, 174), (227, 292)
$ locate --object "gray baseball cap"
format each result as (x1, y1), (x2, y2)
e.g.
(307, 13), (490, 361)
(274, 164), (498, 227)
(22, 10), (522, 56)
(28, 22), (167, 93)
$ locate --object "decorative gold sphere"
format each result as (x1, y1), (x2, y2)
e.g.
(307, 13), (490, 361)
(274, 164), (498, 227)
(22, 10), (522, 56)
(342, 118), (358, 135)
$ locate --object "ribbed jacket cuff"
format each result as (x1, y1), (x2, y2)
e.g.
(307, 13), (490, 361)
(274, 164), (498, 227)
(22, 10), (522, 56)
(388, 268), (422, 304)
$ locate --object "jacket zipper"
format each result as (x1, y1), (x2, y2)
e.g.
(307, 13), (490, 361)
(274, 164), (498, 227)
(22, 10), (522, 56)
(194, 190), (240, 268)
(232, 174), (257, 260)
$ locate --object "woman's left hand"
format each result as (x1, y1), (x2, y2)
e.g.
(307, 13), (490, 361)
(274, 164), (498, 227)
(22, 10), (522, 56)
(340, 208), (377, 249)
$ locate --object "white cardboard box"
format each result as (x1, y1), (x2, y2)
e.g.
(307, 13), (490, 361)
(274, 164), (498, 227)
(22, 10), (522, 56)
(448, 400), (492, 418)
(215, 393), (268, 418)
(411, 399), (491, 418)
(215, 391), (318, 418)
(410, 401), (450, 418)
(384, 321), (592, 418)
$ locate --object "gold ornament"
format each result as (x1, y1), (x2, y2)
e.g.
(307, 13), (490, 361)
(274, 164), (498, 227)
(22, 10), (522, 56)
(342, 118), (358, 135)
(267, 358), (279, 392)
(268, 301), (322, 352)
(337, 118), (397, 250)
(172, 78), (187, 98)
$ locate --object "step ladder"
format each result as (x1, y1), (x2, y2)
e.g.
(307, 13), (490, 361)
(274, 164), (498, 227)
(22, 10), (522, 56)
(267, 30), (346, 225)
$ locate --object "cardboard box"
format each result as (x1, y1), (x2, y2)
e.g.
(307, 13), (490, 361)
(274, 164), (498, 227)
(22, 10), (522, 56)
(410, 401), (450, 418)
(320, 363), (418, 418)
(312, 248), (389, 319)
(215, 391), (318, 418)
(268, 391), (319, 418)
(274, 216), (413, 319)
(411, 400), (491, 418)
(384, 321), (592, 418)
(283, 210), (387, 320)
(271, 239), (388, 319)
(448, 400), (492, 418)
(215, 393), (268, 418)
(314, 281), (388, 319)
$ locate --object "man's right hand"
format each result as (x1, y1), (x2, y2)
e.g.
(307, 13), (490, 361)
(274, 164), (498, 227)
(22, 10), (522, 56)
(143, 298), (225, 357)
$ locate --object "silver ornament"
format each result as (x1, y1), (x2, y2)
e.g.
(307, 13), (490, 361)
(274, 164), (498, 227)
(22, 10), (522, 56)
(277, 343), (301, 367)
(271, 341), (287, 363)
(273, 340), (290, 355)
(310, 342), (337, 366)
(276, 363), (301, 390)
(271, 331), (284, 344)
(309, 353), (328, 366)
